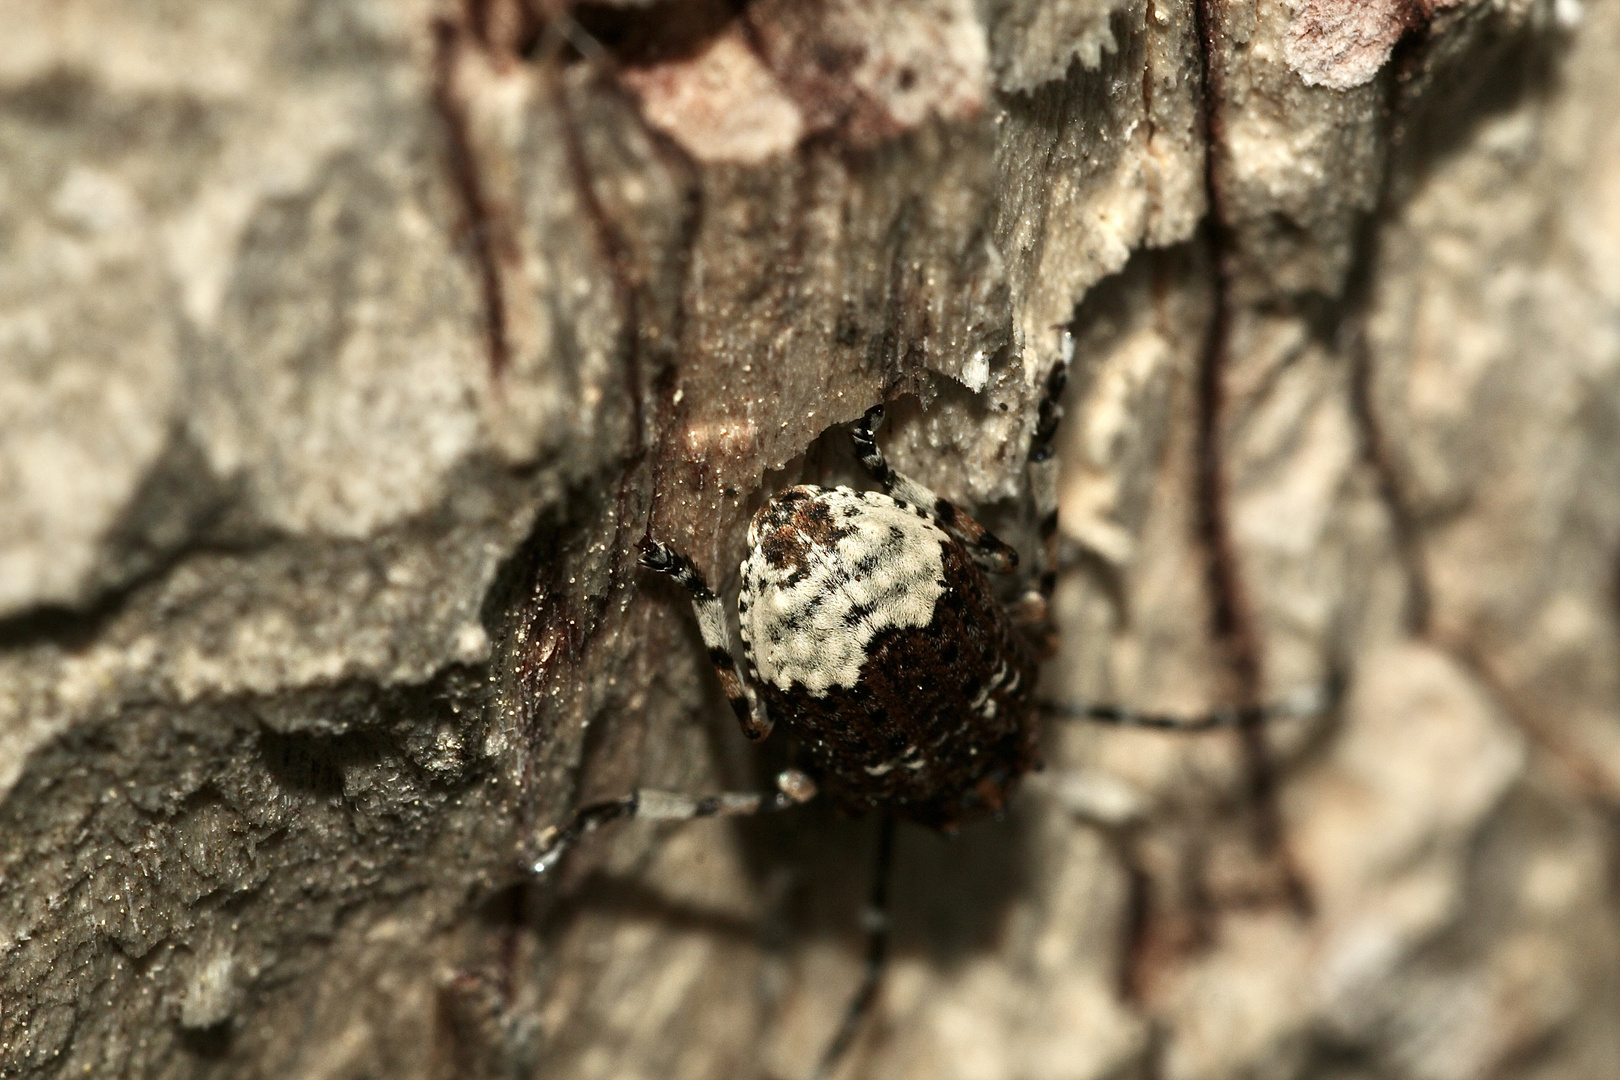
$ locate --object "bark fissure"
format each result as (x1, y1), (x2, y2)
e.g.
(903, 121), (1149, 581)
(1345, 304), (1432, 637)
(1191, 1), (1304, 910)
(1450, 641), (1620, 804)
(1339, 29), (1436, 642)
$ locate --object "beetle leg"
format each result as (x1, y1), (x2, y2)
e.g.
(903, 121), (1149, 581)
(1019, 334), (1072, 623)
(1038, 682), (1332, 731)
(530, 769), (819, 875)
(638, 537), (773, 741)
(852, 404), (1019, 574)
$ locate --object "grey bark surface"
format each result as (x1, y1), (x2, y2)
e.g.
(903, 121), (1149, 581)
(2, 1), (1618, 1078)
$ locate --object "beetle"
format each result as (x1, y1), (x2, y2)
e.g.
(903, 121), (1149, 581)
(530, 355), (1323, 1078)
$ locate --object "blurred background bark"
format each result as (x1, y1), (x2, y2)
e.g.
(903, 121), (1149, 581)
(2, 0), (1618, 1078)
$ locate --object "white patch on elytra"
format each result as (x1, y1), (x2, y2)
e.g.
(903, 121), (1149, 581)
(738, 486), (948, 696)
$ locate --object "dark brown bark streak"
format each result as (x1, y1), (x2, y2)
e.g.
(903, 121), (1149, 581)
(1191, 0), (1309, 912)
(432, 13), (516, 380)
(1140, 5), (1157, 146)
(1453, 642), (1620, 802)
(542, 17), (705, 623)
(1346, 318), (1433, 638)
(518, 14), (719, 886)
(534, 4), (710, 525)
(1343, 28), (1438, 641)
(547, 75), (644, 464)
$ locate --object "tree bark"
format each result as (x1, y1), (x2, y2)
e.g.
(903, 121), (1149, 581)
(3, 1), (1618, 1078)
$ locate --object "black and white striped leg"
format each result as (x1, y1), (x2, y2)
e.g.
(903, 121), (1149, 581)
(1029, 332), (1072, 467)
(1039, 683), (1331, 731)
(851, 405), (1020, 574)
(1018, 333), (1073, 625)
(638, 537), (773, 741)
(531, 769), (820, 875)
(809, 813), (896, 1080)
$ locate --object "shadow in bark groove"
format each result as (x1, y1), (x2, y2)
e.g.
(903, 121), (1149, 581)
(258, 728), (373, 800)
(1192, 0), (1312, 915)
(1334, 10), (1564, 640)
(538, 870), (771, 944)
(1334, 11), (1617, 807)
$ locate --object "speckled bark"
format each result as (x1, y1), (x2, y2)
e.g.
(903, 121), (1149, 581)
(2, 1), (1618, 1079)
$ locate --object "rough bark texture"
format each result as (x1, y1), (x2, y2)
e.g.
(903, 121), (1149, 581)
(3, 1), (1618, 1078)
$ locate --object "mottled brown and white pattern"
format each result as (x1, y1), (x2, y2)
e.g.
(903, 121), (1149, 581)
(535, 376), (1320, 1080)
(734, 482), (1039, 827)
(737, 486), (949, 695)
